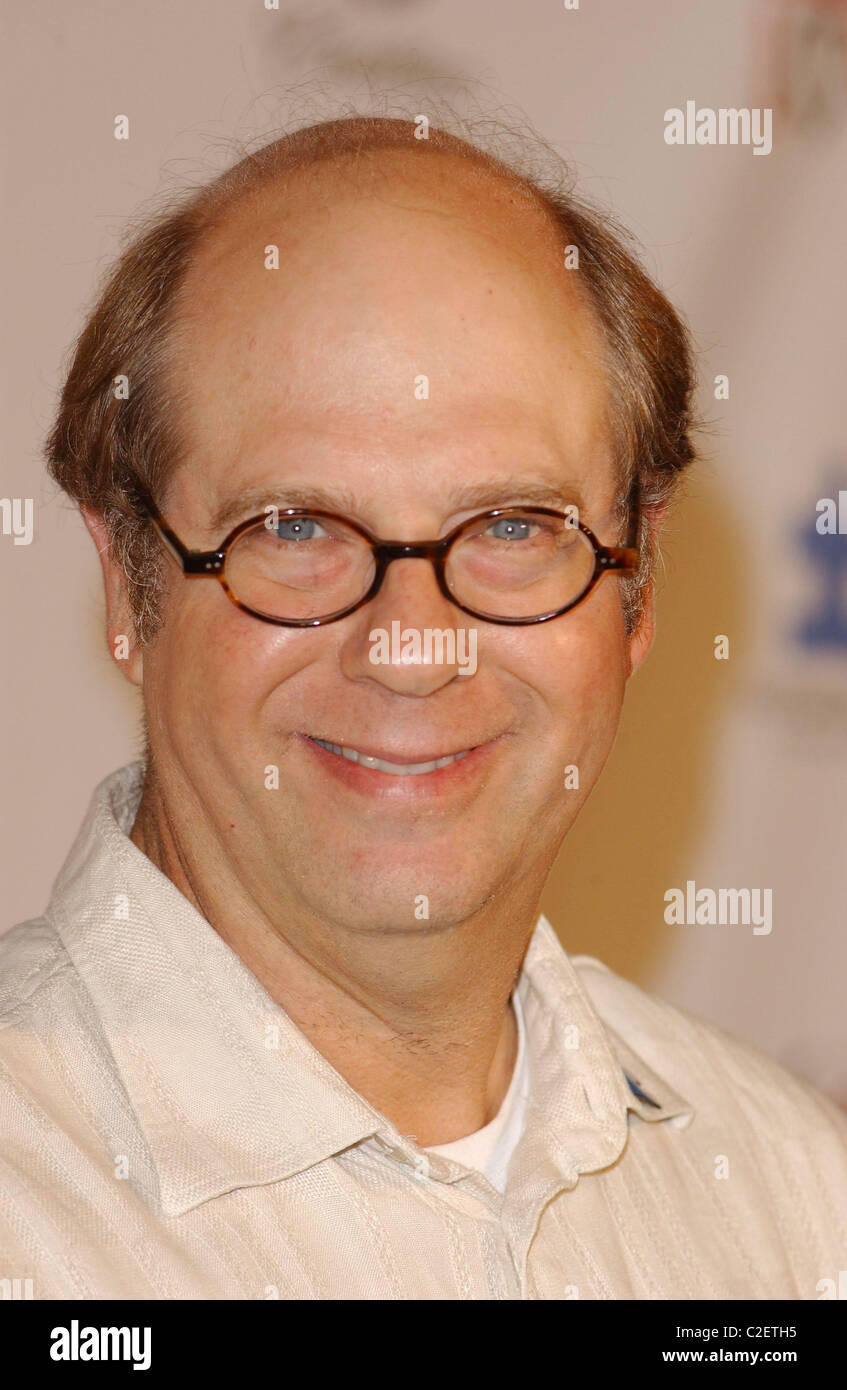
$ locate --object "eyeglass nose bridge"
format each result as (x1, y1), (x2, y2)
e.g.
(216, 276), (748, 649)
(367, 536), (454, 605)
(376, 537), (451, 561)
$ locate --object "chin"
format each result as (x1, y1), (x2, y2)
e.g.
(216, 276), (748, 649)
(301, 859), (500, 936)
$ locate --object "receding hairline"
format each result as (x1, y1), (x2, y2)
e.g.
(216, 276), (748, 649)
(182, 129), (578, 295)
(201, 116), (553, 213)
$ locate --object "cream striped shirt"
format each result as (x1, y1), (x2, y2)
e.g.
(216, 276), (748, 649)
(1, 762), (845, 1299)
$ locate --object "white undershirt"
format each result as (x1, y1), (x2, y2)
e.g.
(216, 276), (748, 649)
(424, 990), (530, 1193)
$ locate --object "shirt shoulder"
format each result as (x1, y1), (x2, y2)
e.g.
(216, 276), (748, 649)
(0, 913), (160, 1249)
(0, 915), (75, 1024)
(0, 911), (118, 1094)
(572, 953), (847, 1144)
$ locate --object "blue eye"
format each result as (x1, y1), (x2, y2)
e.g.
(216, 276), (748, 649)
(273, 517), (324, 542)
(486, 517), (535, 541)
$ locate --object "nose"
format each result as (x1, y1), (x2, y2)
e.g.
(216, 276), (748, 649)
(339, 556), (476, 695)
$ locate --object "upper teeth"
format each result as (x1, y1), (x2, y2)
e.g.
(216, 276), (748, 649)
(311, 737), (471, 776)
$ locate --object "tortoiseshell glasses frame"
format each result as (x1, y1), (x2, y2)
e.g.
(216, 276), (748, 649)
(127, 475), (641, 628)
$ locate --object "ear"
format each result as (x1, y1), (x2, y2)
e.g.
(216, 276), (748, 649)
(625, 500), (667, 678)
(626, 580), (656, 677)
(80, 507), (144, 687)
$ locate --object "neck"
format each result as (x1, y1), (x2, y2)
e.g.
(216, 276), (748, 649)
(129, 770), (540, 1146)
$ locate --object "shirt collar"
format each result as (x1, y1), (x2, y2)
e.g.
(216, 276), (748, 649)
(502, 916), (693, 1189)
(49, 763), (384, 1217)
(48, 763), (693, 1218)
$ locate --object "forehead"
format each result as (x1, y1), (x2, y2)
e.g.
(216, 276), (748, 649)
(168, 148), (616, 514)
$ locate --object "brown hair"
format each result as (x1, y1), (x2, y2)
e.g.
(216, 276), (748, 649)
(45, 111), (698, 641)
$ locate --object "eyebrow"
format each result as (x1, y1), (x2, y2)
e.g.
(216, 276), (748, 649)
(208, 478), (589, 536)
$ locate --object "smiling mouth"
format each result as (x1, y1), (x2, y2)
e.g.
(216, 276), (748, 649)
(307, 736), (474, 776)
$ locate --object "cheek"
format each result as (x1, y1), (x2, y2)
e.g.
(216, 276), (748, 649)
(144, 585), (306, 745)
(516, 589), (630, 761)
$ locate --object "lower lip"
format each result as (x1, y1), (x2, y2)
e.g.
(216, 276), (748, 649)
(299, 734), (500, 798)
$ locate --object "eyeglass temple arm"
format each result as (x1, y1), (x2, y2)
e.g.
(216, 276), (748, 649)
(598, 545), (639, 572)
(128, 477), (224, 575)
(593, 475), (641, 572)
(623, 473), (641, 549)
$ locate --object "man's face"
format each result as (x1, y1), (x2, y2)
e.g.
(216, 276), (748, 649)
(132, 152), (652, 935)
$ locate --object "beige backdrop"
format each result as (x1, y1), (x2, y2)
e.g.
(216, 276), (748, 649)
(2, 0), (845, 1103)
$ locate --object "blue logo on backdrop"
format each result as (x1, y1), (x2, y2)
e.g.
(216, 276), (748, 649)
(795, 473), (847, 653)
